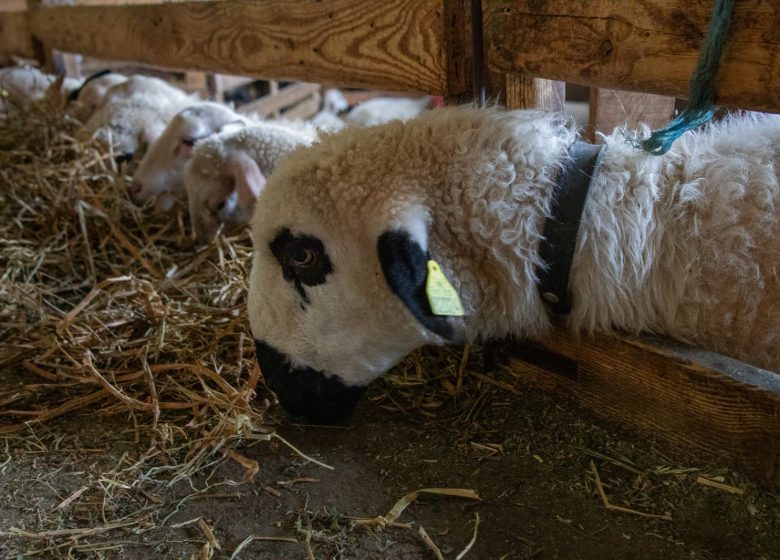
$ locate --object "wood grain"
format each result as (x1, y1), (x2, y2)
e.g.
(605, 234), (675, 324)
(484, 0), (780, 113)
(504, 329), (780, 489)
(28, 0), (447, 94)
(504, 73), (565, 111)
(587, 88), (676, 142)
(0, 11), (35, 59)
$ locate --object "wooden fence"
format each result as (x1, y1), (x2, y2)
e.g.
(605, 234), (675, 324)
(2, 0), (779, 489)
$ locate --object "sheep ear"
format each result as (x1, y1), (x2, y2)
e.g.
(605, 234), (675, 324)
(377, 229), (466, 343)
(227, 152), (266, 210)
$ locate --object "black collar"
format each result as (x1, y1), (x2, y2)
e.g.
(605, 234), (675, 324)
(536, 141), (604, 315)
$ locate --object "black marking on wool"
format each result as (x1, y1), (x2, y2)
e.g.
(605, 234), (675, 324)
(255, 339), (366, 424)
(68, 69), (113, 102)
(269, 227), (333, 304)
(377, 230), (457, 341)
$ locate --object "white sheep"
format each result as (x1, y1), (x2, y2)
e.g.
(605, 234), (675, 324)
(344, 95), (431, 127)
(308, 110), (346, 133)
(246, 106), (780, 423)
(184, 121), (315, 243)
(132, 102), (251, 212)
(67, 71), (128, 122)
(76, 75), (197, 160)
(0, 65), (53, 115)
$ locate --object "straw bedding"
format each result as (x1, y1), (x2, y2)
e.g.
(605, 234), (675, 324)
(0, 97), (278, 547)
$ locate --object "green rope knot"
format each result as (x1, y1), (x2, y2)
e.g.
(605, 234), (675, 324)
(633, 0), (735, 155)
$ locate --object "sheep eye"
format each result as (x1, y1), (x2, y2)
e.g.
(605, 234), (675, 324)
(182, 136), (197, 147)
(269, 227), (334, 302)
(288, 243), (316, 268)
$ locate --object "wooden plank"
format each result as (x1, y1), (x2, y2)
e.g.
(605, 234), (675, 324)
(586, 88), (676, 143)
(484, 0), (780, 113)
(504, 330), (780, 489)
(29, 0), (447, 94)
(0, 11), (35, 59)
(282, 92), (321, 121)
(238, 82), (320, 118)
(504, 73), (565, 111)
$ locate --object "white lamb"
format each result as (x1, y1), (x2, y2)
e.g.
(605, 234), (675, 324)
(67, 71), (128, 122)
(184, 121), (315, 243)
(132, 102), (251, 212)
(344, 95), (431, 127)
(246, 106), (780, 423)
(76, 75), (197, 161)
(0, 65), (53, 115)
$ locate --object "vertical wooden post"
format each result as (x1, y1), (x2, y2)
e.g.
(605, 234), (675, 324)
(587, 88), (676, 142)
(504, 73), (565, 111)
(184, 71), (209, 97)
(443, 0), (475, 105)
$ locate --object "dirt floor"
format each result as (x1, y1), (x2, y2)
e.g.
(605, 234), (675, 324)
(2, 348), (779, 560)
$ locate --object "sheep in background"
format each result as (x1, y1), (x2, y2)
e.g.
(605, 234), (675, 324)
(67, 71), (128, 123)
(132, 102), (251, 212)
(308, 110), (346, 134)
(184, 121), (314, 243)
(344, 95), (432, 127)
(76, 75), (197, 161)
(319, 88), (430, 129)
(247, 106), (780, 423)
(322, 88), (349, 115)
(0, 66), (53, 115)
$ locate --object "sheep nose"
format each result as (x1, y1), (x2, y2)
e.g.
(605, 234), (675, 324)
(130, 180), (143, 196)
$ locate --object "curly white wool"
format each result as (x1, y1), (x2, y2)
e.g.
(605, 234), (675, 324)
(248, 106), (780, 390)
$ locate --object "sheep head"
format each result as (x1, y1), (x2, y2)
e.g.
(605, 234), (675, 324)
(247, 127), (468, 424)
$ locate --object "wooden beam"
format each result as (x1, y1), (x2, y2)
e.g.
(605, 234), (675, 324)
(504, 73), (565, 112)
(238, 82), (321, 118)
(29, 0), (447, 94)
(0, 12), (35, 59)
(505, 330), (780, 489)
(587, 88), (676, 143)
(484, 0), (780, 113)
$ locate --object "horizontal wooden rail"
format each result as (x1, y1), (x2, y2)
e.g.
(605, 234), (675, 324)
(506, 330), (780, 489)
(484, 0), (780, 113)
(0, 11), (36, 59)
(239, 82), (321, 117)
(27, 0), (448, 94)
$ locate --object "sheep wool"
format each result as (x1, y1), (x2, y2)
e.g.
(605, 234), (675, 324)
(247, 106), (780, 423)
(184, 121), (315, 243)
(76, 75), (196, 159)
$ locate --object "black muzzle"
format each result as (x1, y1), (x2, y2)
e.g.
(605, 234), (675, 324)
(254, 340), (366, 424)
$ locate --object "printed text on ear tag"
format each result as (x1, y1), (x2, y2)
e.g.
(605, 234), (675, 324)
(425, 260), (464, 317)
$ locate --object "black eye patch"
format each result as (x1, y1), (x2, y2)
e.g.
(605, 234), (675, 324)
(269, 227), (333, 303)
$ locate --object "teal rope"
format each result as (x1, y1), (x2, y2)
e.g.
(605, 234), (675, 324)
(637, 0), (735, 155)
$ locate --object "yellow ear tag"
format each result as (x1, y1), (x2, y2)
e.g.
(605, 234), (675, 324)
(425, 260), (464, 317)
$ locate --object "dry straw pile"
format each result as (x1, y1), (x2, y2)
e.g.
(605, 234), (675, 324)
(0, 96), (281, 553)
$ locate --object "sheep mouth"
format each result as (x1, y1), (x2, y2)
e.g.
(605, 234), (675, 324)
(254, 340), (366, 424)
